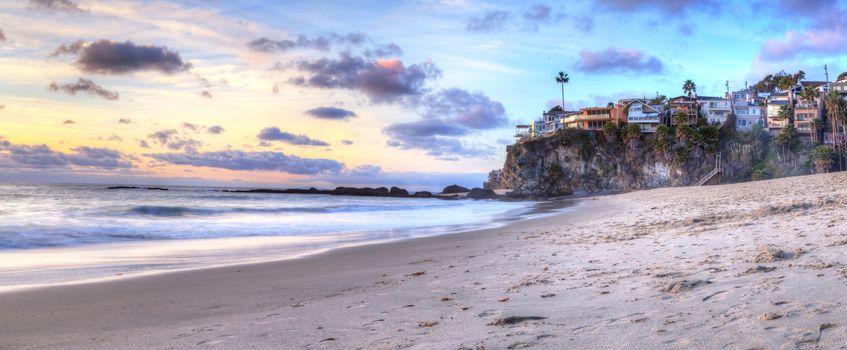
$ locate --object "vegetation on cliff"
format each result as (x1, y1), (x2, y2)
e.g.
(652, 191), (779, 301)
(500, 120), (817, 197)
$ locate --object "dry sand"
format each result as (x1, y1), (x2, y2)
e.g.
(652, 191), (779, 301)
(2, 172), (847, 349)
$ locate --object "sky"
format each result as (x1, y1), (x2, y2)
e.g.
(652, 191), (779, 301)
(1, 0), (846, 191)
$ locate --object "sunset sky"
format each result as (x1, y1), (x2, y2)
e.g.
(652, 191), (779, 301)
(1, 0), (846, 190)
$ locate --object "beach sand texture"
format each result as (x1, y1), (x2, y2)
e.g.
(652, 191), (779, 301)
(2, 172), (847, 349)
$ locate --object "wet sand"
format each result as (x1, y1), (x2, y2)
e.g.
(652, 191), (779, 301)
(2, 172), (847, 349)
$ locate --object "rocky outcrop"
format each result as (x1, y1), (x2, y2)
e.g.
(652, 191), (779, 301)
(500, 128), (808, 197)
(389, 186), (410, 196)
(467, 188), (498, 199)
(441, 185), (470, 194)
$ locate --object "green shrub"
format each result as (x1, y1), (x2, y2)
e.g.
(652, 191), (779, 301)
(548, 163), (562, 177)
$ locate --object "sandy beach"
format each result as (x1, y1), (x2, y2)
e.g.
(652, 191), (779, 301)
(2, 172), (847, 349)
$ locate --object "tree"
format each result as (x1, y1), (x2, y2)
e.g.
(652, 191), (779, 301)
(555, 72), (569, 111)
(775, 124), (800, 162)
(650, 95), (667, 105)
(548, 105), (563, 113)
(839, 71), (847, 82)
(622, 123), (642, 144)
(607, 101), (615, 108)
(810, 145), (835, 173)
(826, 91), (847, 170)
(777, 104), (793, 123)
(683, 80), (697, 98)
(799, 86), (820, 142)
(602, 121), (618, 141)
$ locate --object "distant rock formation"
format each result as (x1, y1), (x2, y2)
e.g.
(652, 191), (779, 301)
(106, 186), (169, 191)
(467, 188), (498, 199)
(441, 185), (470, 194)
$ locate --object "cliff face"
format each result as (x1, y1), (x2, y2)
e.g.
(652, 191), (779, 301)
(500, 128), (803, 197)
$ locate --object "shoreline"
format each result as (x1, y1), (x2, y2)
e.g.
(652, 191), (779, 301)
(3, 172), (847, 349)
(0, 198), (577, 293)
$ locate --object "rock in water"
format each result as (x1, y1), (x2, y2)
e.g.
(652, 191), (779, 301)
(467, 188), (498, 199)
(411, 191), (434, 198)
(441, 184), (470, 194)
(389, 186), (409, 196)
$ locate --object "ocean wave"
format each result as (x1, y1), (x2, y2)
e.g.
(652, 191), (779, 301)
(106, 204), (426, 217)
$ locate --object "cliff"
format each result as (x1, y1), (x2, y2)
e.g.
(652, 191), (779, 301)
(499, 125), (810, 197)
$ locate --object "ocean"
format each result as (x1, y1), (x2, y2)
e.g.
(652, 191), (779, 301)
(0, 183), (563, 290)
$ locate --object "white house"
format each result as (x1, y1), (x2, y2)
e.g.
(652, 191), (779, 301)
(625, 99), (663, 133)
(728, 89), (764, 131)
(698, 96), (732, 125)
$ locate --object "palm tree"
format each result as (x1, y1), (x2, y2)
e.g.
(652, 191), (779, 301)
(555, 72), (569, 111)
(799, 86), (820, 142)
(825, 91), (845, 170)
(682, 80), (697, 98)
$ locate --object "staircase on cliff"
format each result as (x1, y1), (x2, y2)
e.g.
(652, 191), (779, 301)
(696, 152), (722, 186)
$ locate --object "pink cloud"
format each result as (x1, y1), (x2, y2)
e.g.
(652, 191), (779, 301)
(760, 26), (847, 60)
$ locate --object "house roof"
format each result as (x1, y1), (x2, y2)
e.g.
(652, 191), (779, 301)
(697, 96), (729, 101)
(768, 100), (789, 106)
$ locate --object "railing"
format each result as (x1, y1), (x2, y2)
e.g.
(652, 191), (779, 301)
(696, 152), (722, 186)
(824, 132), (847, 145)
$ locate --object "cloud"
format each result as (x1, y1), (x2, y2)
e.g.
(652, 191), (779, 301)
(138, 140), (150, 148)
(51, 40), (192, 75)
(382, 87), (506, 159)
(347, 164), (382, 176)
(207, 125), (225, 134)
(305, 106), (357, 120)
(573, 48), (664, 74)
(247, 32), (366, 53)
(0, 29), (5, 41)
(147, 150), (344, 175)
(62, 119), (75, 125)
(595, 0), (720, 15)
(523, 4), (552, 21)
(48, 78), (119, 101)
(200, 90), (212, 99)
(178, 122), (223, 134)
(420, 88), (508, 129)
(29, 0), (84, 12)
(257, 127), (330, 146)
(364, 43), (403, 58)
(181, 122), (201, 132)
(118, 118), (132, 124)
(341, 139), (354, 145)
(0, 138), (133, 170)
(107, 134), (122, 142)
(148, 129), (203, 152)
(466, 10), (510, 32)
(760, 29), (847, 60)
(286, 53), (441, 103)
(272, 83), (280, 94)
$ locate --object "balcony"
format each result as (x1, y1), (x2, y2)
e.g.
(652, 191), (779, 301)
(824, 132), (847, 144)
(628, 115), (660, 123)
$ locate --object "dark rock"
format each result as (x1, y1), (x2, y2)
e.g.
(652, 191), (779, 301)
(411, 191), (433, 198)
(389, 186), (409, 196)
(441, 184), (470, 194)
(333, 187), (390, 197)
(467, 187), (498, 200)
(106, 186), (168, 191)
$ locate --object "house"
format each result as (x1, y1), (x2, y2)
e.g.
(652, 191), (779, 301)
(766, 99), (790, 131)
(624, 99), (664, 133)
(765, 92), (790, 131)
(793, 94), (822, 135)
(727, 89), (764, 131)
(667, 96), (698, 126)
(563, 106), (620, 130)
(698, 96), (732, 126)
